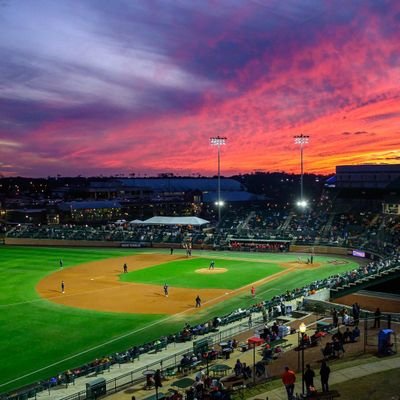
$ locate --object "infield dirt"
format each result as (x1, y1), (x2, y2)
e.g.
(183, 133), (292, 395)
(36, 253), (310, 315)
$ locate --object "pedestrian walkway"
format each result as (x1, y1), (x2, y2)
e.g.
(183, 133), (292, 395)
(248, 356), (400, 400)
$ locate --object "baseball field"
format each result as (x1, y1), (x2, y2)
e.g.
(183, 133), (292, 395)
(0, 246), (360, 393)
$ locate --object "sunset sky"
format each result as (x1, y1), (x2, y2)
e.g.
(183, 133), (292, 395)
(0, 0), (399, 177)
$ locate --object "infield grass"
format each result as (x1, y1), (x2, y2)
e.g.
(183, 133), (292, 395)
(0, 246), (360, 393)
(120, 257), (283, 289)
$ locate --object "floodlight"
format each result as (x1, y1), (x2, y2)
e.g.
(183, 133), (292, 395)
(210, 136), (228, 223)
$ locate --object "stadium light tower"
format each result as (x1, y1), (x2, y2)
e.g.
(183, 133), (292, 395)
(210, 136), (227, 223)
(294, 134), (310, 208)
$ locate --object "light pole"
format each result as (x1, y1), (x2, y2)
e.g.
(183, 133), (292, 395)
(294, 134), (309, 208)
(210, 136), (227, 223)
(253, 342), (256, 384)
(299, 322), (307, 395)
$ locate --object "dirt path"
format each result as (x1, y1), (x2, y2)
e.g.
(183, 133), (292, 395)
(36, 254), (309, 315)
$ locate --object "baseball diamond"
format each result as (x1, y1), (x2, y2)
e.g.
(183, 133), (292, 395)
(0, 246), (359, 392)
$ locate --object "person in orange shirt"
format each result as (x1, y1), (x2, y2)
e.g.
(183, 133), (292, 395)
(281, 366), (296, 400)
(251, 286), (256, 297)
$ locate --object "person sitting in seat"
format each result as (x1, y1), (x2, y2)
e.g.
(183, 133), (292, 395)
(332, 337), (345, 357)
(234, 359), (243, 376)
(310, 331), (320, 347)
(180, 354), (191, 374)
(255, 361), (266, 377)
(333, 329), (344, 344)
(262, 345), (273, 361)
(145, 374), (155, 389)
(262, 325), (272, 340)
(301, 333), (311, 348)
(271, 322), (279, 337)
(351, 326), (360, 342)
(343, 328), (352, 343)
(322, 342), (333, 359)
(242, 363), (252, 379)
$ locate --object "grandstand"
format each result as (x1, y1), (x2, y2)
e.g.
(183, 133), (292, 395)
(1, 167), (400, 400)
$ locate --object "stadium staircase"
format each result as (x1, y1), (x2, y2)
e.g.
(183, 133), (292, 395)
(236, 211), (255, 235)
(278, 211), (295, 233)
(330, 265), (400, 299)
(319, 213), (335, 240)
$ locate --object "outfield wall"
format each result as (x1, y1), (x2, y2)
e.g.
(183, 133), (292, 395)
(4, 237), (213, 250)
(289, 244), (348, 255)
(4, 238), (122, 247)
(5, 237), (353, 255)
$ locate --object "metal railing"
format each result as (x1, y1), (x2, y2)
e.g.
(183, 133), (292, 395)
(43, 315), (265, 400)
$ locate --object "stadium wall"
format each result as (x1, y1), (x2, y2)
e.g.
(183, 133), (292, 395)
(4, 238), (122, 247)
(6, 237), (352, 256)
(290, 244), (348, 255)
(4, 237), (213, 250)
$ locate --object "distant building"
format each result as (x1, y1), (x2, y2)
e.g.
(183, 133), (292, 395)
(58, 200), (123, 223)
(335, 164), (400, 189)
(334, 164), (400, 214)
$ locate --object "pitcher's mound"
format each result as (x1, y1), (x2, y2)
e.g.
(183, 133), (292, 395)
(196, 268), (228, 274)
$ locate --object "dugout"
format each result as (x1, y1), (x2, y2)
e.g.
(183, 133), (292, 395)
(86, 378), (106, 399)
(229, 238), (290, 252)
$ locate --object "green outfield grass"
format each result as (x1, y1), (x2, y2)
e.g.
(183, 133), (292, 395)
(120, 257), (284, 289)
(0, 246), (360, 393)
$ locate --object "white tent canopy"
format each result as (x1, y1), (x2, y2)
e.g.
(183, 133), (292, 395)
(129, 219), (144, 224)
(142, 216), (209, 226)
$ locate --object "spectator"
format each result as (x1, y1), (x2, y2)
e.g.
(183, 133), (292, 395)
(154, 369), (162, 389)
(320, 360), (331, 392)
(234, 359), (243, 376)
(343, 328), (352, 343)
(322, 342), (333, 359)
(373, 307), (381, 328)
(352, 302), (360, 325)
(282, 366), (296, 400)
(242, 363), (252, 379)
(304, 364), (315, 395)
(352, 326), (360, 341)
(332, 308), (339, 327)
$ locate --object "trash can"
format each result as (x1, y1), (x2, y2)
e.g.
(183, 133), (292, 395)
(378, 329), (394, 356)
(86, 377), (106, 399)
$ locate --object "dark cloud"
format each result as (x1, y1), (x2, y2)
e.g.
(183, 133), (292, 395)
(363, 112), (400, 122)
(384, 156), (400, 160)
(341, 131), (374, 136)
(0, 0), (399, 176)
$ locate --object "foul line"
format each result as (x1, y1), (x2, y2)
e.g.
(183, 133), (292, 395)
(0, 295), (210, 388)
(0, 264), (295, 387)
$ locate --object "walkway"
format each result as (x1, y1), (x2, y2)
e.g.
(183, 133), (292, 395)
(249, 356), (400, 400)
(35, 311), (266, 400)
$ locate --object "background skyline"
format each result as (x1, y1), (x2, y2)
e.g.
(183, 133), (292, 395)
(0, 0), (399, 178)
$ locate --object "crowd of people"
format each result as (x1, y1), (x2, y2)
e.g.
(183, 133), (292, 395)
(9, 246), (399, 399)
(6, 223), (204, 245)
(4, 199), (400, 399)
(6, 205), (400, 255)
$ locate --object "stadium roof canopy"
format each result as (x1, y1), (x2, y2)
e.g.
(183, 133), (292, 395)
(59, 200), (121, 210)
(142, 216), (209, 226)
(117, 178), (244, 192)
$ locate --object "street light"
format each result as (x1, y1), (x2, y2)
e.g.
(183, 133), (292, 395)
(294, 134), (309, 208)
(210, 136), (227, 223)
(299, 322), (307, 395)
